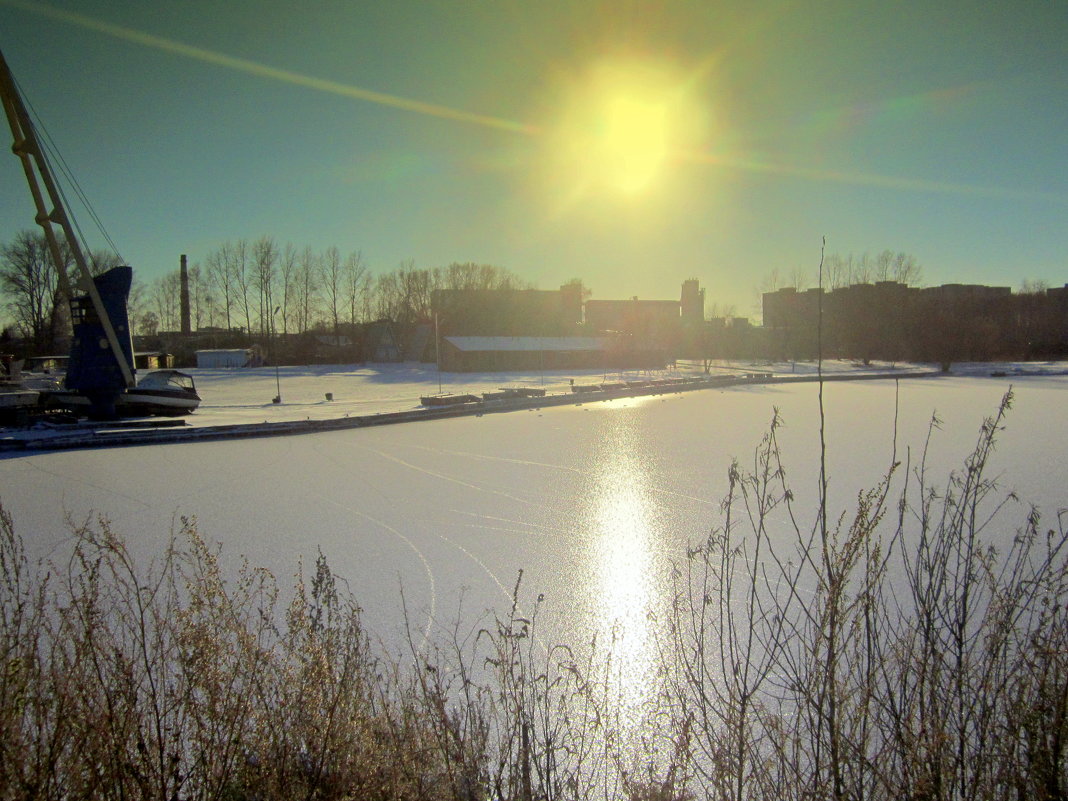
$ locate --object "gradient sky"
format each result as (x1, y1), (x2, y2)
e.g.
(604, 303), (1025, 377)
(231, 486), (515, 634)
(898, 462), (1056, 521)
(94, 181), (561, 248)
(1, 0), (1065, 317)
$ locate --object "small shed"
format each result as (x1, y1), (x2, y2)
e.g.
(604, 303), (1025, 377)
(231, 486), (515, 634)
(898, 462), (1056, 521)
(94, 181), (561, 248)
(134, 351), (174, 370)
(363, 320), (402, 362)
(195, 348), (257, 369)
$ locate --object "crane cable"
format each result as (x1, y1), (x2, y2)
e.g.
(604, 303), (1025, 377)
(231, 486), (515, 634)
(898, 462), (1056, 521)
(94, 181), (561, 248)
(14, 73), (126, 267)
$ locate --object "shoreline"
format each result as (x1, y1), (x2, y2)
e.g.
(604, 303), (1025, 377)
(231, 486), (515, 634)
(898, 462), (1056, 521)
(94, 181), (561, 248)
(1, 368), (938, 453)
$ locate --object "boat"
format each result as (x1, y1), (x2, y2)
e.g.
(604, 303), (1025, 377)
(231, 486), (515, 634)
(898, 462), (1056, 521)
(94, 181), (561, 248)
(37, 266), (200, 418)
(480, 387), (548, 401)
(0, 359), (66, 424)
(122, 370), (201, 415)
(44, 369), (201, 417)
(420, 393), (481, 407)
(0, 384), (39, 424)
(480, 389), (520, 401)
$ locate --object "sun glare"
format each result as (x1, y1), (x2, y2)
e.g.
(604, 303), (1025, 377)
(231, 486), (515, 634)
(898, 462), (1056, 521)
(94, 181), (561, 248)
(598, 95), (669, 194)
(590, 428), (657, 737)
(545, 59), (705, 202)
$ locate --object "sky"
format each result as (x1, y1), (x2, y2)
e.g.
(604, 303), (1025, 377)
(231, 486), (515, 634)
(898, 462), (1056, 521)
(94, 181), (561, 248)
(1, 0), (1065, 317)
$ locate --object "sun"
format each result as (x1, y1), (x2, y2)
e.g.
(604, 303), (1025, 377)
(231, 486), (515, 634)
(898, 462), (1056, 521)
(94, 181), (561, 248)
(595, 94), (670, 194)
(544, 59), (705, 201)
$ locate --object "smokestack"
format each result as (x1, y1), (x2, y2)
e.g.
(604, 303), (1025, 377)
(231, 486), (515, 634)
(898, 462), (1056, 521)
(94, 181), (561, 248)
(180, 254), (191, 335)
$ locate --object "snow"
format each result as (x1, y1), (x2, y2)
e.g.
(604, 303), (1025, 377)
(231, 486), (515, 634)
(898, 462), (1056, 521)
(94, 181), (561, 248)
(115, 358), (943, 427)
(1, 360), (1066, 668)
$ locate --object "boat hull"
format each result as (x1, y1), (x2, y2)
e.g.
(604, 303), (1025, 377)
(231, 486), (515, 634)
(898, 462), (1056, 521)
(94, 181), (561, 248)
(119, 387), (201, 416)
(420, 394), (480, 407)
(44, 370), (200, 417)
(44, 389), (200, 417)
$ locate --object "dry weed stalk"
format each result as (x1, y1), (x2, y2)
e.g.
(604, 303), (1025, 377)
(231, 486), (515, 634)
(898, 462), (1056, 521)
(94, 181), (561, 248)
(665, 388), (1068, 801)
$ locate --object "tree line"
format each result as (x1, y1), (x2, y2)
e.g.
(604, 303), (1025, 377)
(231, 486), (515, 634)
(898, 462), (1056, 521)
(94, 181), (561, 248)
(0, 230), (124, 353)
(759, 249), (925, 299)
(0, 231), (529, 355)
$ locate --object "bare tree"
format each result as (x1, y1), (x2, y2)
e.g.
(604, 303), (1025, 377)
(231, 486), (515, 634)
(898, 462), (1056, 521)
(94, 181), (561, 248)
(295, 246), (319, 335)
(0, 230), (66, 351)
(822, 250), (922, 289)
(1020, 277), (1049, 294)
(787, 266), (809, 291)
(277, 243), (299, 335)
(824, 253), (853, 290)
(871, 249), (923, 285)
(187, 263), (209, 331)
(438, 261), (528, 292)
(87, 249), (123, 275)
(395, 260), (435, 325)
(150, 271), (181, 332)
(206, 245), (235, 331)
(891, 251), (922, 284)
(127, 277), (150, 333)
(202, 239), (253, 334)
(852, 253), (873, 284)
(706, 301), (738, 319)
(228, 239), (254, 336)
(374, 270), (401, 323)
(344, 251), (368, 328)
(761, 267), (782, 292)
(252, 236), (278, 340)
(320, 246), (344, 341)
(135, 309), (159, 337)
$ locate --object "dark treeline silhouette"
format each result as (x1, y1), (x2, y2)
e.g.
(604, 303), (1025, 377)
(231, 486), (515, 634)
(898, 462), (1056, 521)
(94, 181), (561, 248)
(0, 230), (124, 355)
(4, 231), (1066, 368)
(0, 232), (530, 364)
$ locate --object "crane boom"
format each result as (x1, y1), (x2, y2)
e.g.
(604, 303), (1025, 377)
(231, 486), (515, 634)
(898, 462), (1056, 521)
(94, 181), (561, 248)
(0, 47), (135, 388)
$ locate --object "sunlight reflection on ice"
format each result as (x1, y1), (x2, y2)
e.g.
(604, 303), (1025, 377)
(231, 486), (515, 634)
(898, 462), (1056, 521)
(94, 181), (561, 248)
(588, 414), (659, 742)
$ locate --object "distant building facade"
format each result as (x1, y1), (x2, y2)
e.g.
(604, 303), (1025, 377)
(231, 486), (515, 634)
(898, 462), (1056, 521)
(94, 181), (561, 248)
(438, 335), (670, 372)
(584, 299), (680, 343)
(439, 336), (609, 372)
(195, 348), (259, 369)
(761, 280), (1067, 363)
(431, 280), (708, 368)
(432, 286), (583, 337)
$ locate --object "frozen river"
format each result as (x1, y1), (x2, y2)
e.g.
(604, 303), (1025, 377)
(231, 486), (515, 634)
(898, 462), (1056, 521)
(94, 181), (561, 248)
(2, 374), (1065, 689)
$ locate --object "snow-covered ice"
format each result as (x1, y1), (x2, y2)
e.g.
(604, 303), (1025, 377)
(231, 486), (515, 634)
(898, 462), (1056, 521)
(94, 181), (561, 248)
(1, 361), (1065, 675)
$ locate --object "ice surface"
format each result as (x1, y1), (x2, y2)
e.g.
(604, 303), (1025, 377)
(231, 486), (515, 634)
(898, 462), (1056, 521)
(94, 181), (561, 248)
(2, 362), (1065, 677)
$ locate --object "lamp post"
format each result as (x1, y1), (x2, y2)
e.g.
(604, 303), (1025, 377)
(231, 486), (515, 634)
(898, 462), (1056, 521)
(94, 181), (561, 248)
(435, 312), (442, 395)
(272, 306), (282, 404)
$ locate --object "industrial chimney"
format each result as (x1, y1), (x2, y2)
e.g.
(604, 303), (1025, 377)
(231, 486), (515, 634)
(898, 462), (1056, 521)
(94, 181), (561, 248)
(180, 254), (191, 335)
